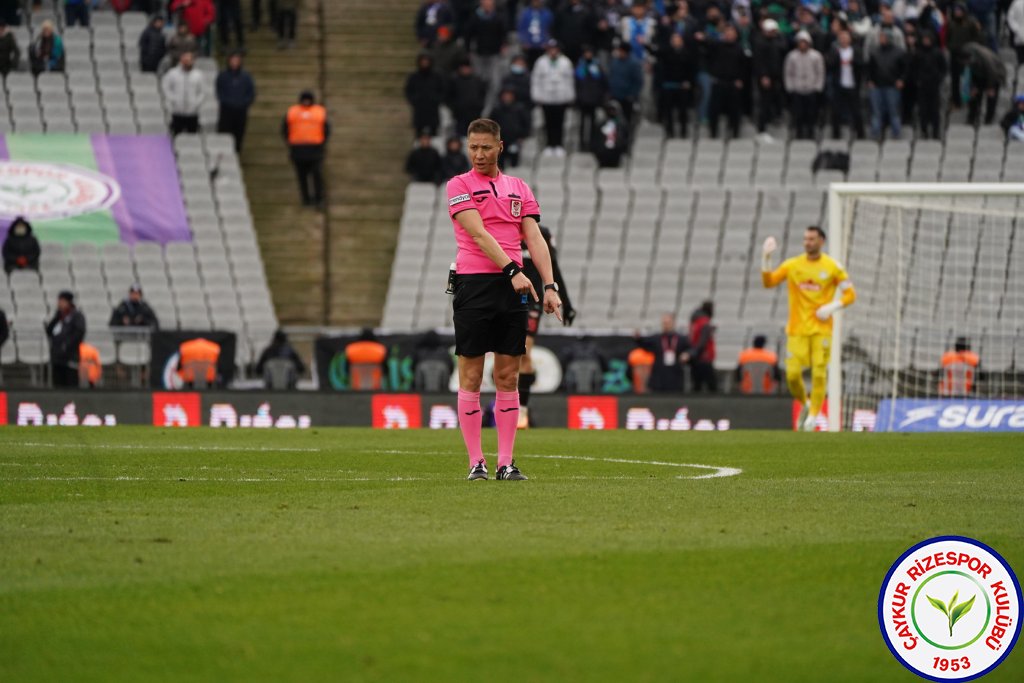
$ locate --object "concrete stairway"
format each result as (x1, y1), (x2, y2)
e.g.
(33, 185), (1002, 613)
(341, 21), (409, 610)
(237, 0), (419, 326)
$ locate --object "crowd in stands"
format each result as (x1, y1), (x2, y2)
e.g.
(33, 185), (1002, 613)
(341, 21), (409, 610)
(406, 0), (1024, 182)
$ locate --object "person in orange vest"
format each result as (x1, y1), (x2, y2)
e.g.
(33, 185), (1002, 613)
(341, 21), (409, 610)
(345, 328), (388, 390)
(939, 337), (980, 396)
(281, 89), (330, 209)
(177, 337), (221, 388)
(78, 342), (101, 388)
(735, 335), (780, 395)
(627, 344), (656, 394)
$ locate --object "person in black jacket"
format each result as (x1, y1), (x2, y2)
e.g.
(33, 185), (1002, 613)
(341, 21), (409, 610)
(499, 54), (532, 108)
(574, 45), (607, 149)
(138, 15), (166, 73)
(463, 0), (506, 109)
(654, 32), (696, 138)
(405, 132), (442, 183)
(109, 284), (159, 329)
(554, 0), (593, 64)
(753, 18), (787, 134)
(3, 217), (40, 275)
(446, 59), (487, 137)
(256, 329), (306, 388)
(707, 25), (745, 139)
(0, 21), (20, 77)
(0, 308), (8, 357)
(439, 136), (471, 181)
(487, 87), (531, 169)
(404, 53), (446, 137)
(216, 51), (257, 152)
(911, 31), (947, 139)
(826, 29), (865, 139)
(46, 291), (86, 388)
(867, 30), (907, 139)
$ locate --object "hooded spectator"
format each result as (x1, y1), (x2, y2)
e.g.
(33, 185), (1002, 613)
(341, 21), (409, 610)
(2, 217), (40, 275)
(446, 59), (488, 137)
(962, 42), (1005, 126)
(439, 136), (470, 182)
(555, 0), (594, 64)
(910, 31), (947, 140)
(753, 18), (787, 134)
(653, 31), (696, 139)
(109, 284), (159, 329)
(404, 53), (446, 137)
(707, 24), (745, 139)
(0, 21), (19, 77)
(946, 2), (984, 109)
(499, 54), (532, 107)
(487, 87), (531, 169)
(257, 329), (306, 388)
(405, 132), (442, 183)
(138, 15), (167, 73)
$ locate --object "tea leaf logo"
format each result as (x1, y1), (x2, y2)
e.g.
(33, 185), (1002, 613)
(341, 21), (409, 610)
(927, 590), (976, 637)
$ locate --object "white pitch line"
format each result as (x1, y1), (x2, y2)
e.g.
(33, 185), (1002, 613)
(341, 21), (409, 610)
(1, 442), (322, 453)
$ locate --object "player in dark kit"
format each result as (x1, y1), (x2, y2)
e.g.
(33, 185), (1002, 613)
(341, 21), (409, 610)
(518, 225), (575, 428)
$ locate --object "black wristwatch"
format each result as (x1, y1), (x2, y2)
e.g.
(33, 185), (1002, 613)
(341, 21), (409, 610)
(544, 283), (559, 293)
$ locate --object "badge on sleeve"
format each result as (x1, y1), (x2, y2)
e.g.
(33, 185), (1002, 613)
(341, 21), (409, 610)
(510, 199), (522, 217)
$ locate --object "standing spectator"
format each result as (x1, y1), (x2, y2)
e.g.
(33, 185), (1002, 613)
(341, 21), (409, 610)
(405, 132), (442, 183)
(282, 90), (330, 208)
(487, 87), (531, 169)
(753, 18), (787, 136)
(415, 0), (454, 48)
(531, 39), (575, 156)
(946, 3), (984, 110)
(784, 31), (825, 140)
(555, 0), (593, 64)
(966, 0), (998, 50)
(405, 53), (445, 137)
(0, 22), (17, 77)
(217, 0), (245, 51)
(167, 21), (198, 68)
(1009, 0), (1024, 66)
(0, 2), (22, 26)
(257, 330), (306, 389)
(900, 25), (919, 134)
(439, 136), (471, 181)
(692, 5), (726, 125)
(608, 42), (643, 124)
(464, 0), (507, 111)
(574, 45), (607, 149)
(276, 0), (297, 49)
(251, 0), (277, 31)
(620, 0), (655, 64)
(826, 29), (865, 139)
(707, 24), (745, 139)
(431, 24), (466, 75)
(46, 291), (86, 388)
(792, 6), (828, 54)
(216, 51), (257, 152)
(446, 59), (488, 138)
(1000, 94), (1024, 141)
(169, 0), (216, 56)
(499, 54), (532, 107)
(688, 300), (716, 392)
(109, 284), (159, 328)
(910, 31), (947, 140)
(162, 51), (205, 135)
(639, 313), (690, 393)
(517, 0), (554, 67)
(867, 30), (906, 139)
(3, 217), (40, 275)
(863, 4), (906, 63)
(138, 15), (167, 73)
(29, 20), (64, 76)
(64, 0), (90, 28)
(0, 307), (8, 362)
(654, 32), (696, 139)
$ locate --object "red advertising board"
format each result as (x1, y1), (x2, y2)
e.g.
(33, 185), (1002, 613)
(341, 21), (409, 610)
(371, 394), (422, 429)
(152, 392), (201, 427)
(0, 392), (6, 425)
(567, 396), (618, 430)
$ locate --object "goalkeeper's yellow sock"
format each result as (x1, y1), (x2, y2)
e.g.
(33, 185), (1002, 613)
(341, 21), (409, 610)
(786, 371), (807, 406)
(809, 368), (827, 416)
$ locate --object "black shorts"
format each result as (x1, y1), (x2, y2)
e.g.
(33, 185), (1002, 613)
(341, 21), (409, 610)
(453, 274), (529, 357)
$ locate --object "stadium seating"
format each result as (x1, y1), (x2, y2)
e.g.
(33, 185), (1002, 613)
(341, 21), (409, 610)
(0, 7), (276, 384)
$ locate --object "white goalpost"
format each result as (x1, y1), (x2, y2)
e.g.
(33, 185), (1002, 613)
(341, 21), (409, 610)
(826, 183), (1024, 432)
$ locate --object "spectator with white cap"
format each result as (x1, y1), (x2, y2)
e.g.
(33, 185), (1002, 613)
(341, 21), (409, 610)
(784, 30), (825, 139)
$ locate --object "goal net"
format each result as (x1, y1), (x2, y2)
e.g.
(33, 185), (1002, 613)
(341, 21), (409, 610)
(827, 184), (1024, 432)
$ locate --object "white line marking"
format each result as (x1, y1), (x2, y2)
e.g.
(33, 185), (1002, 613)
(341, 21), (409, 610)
(1, 442), (322, 453)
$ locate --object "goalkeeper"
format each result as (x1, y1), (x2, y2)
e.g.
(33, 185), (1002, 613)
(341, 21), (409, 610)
(761, 226), (856, 431)
(518, 224), (575, 428)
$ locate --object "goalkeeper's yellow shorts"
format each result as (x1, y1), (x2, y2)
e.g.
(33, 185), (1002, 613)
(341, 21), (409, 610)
(786, 335), (831, 375)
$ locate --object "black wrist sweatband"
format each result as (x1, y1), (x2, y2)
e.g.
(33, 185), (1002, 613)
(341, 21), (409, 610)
(503, 262), (521, 279)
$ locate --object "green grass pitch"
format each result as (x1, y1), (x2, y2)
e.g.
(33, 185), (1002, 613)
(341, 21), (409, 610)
(1, 427), (1021, 682)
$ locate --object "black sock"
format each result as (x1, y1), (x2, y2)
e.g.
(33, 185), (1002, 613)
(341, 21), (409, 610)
(519, 372), (536, 407)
